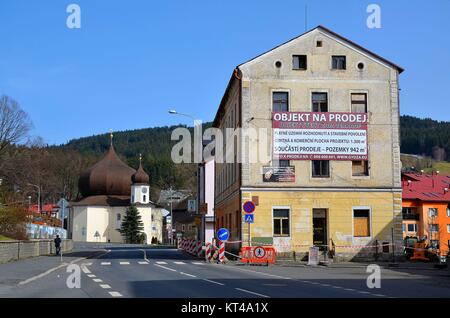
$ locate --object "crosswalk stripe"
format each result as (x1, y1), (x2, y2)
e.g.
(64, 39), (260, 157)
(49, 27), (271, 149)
(109, 291), (123, 297)
(100, 284), (111, 289)
(87, 274), (96, 278)
(192, 262), (204, 265)
(174, 261), (185, 265)
(156, 261), (167, 265)
(119, 262), (130, 265)
(93, 278), (103, 283)
(101, 262), (111, 265)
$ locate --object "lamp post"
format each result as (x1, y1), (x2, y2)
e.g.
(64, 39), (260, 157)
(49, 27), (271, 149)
(27, 183), (41, 215)
(168, 109), (204, 244)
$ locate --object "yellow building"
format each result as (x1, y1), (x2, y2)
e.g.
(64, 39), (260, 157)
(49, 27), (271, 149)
(212, 26), (404, 261)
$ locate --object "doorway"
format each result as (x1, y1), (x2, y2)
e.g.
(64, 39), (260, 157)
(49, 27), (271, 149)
(313, 209), (328, 251)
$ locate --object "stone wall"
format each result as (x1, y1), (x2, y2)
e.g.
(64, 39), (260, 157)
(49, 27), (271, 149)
(0, 239), (73, 264)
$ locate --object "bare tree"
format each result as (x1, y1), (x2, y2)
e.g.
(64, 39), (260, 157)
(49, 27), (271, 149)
(0, 95), (33, 157)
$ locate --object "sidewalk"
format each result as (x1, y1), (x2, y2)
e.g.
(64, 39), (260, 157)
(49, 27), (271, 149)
(0, 249), (104, 296)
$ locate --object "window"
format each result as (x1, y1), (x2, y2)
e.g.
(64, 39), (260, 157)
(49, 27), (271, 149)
(430, 224), (439, 232)
(430, 240), (439, 249)
(332, 55), (346, 70)
(351, 93), (367, 113)
(143, 195), (146, 202)
(312, 160), (330, 178)
(402, 223), (405, 232)
(403, 207), (413, 215)
(292, 55), (307, 70)
(115, 213), (122, 230)
(316, 40), (322, 47)
(447, 225), (450, 233)
(429, 208), (438, 218)
(312, 92), (328, 112)
(273, 209), (290, 236)
(447, 206), (450, 217)
(273, 92), (289, 112)
(278, 160), (290, 167)
(353, 209), (370, 237)
(352, 160), (369, 176)
(275, 61), (282, 68)
(407, 224), (417, 232)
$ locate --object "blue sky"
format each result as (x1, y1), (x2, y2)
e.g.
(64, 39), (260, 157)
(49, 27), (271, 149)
(0, 0), (449, 145)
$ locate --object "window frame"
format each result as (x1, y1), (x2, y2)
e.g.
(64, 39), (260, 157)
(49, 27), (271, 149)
(331, 55), (346, 70)
(271, 90), (290, 112)
(351, 160), (370, 177)
(312, 160), (330, 178)
(351, 92), (368, 113)
(272, 206), (291, 237)
(311, 92), (328, 112)
(292, 55), (307, 70)
(352, 207), (372, 239)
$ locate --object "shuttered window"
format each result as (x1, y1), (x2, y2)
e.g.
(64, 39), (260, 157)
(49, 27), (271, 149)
(353, 209), (370, 237)
(351, 93), (367, 113)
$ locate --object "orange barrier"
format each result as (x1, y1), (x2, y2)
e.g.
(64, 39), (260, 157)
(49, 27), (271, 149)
(410, 242), (430, 262)
(240, 246), (276, 265)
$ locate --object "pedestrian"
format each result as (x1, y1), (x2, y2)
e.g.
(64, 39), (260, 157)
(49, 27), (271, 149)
(54, 235), (62, 255)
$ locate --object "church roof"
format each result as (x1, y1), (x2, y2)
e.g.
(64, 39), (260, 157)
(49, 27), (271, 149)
(78, 142), (136, 197)
(132, 157), (150, 184)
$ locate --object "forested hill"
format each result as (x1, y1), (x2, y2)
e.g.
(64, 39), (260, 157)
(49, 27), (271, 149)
(400, 115), (450, 161)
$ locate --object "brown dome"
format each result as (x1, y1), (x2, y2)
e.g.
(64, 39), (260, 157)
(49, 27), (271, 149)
(132, 161), (150, 184)
(78, 144), (136, 197)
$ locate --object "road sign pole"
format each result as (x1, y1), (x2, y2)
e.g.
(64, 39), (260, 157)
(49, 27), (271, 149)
(248, 222), (251, 247)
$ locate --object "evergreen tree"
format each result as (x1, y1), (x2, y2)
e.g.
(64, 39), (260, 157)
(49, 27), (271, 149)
(119, 204), (144, 244)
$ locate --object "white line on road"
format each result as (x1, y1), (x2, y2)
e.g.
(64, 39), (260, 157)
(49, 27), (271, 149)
(119, 262), (130, 265)
(154, 264), (177, 272)
(192, 262), (204, 265)
(156, 261), (167, 265)
(235, 288), (270, 298)
(138, 261), (149, 265)
(87, 274), (96, 278)
(344, 288), (355, 292)
(202, 279), (225, 286)
(180, 272), (196, 278)
(93, 278), (103, 283)
(82, 262), (93, 266)
(101, 262), (111, 265)
(81, 265), (91, 274)
(100, 284), (111, 289)
(174, 261), (185, 265)
(109, 291), (123, 297)
(372, 293), (386, 297)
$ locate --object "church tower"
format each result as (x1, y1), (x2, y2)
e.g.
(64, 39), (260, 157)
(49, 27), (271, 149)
(131, 154), (150, 204)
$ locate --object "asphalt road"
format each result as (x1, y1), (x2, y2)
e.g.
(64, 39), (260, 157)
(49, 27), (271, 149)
(3, 247), (450, 298)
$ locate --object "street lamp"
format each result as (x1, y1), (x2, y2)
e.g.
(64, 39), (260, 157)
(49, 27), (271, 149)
(27, 183), (41, 215)
(168, 109), (203, 244)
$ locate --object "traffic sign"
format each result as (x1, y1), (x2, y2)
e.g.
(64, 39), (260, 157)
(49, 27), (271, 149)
(253, 246), (266, 258)
(217, 228), (230, 242)
(243, 201), (255, 213)
(244, 214), (254, 223)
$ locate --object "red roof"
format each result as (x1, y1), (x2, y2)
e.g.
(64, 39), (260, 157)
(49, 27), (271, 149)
(28, 204), (59, 214)
(402, 173), (450, 202)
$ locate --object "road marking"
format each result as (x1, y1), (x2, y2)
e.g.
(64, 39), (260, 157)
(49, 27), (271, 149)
(81, 265), (91, 274)
(138, 261), (149, 265)
(223, 266), (291, 280)
(101, 262), (111, 265)
(154, 264), (177, 272)
(109, 291), (123, 297)
(358, 291), (370, 294)
(180, 272), (196, 278)
(93, 278), (103, 283)
(119, 262), (130, 265)
(100, 284), (111, 289)
(235, 288), (269, 298)
(87, 274), (96, 278)
(344, 288), (355, 292)
(174, 261), (185, 265)
(332, 286), (343, 289)
(82, 262), (93, 266)
(372, 293), (386, 297)
(202, 279), (224, 286)
(140, 249), (148, 261)
(156, 261), (167, 265)
(192, 262), (204, 265)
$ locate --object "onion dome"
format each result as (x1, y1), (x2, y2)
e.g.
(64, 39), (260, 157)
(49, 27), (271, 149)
(78, 139), (136, 197)
(132, 154), (150, 184)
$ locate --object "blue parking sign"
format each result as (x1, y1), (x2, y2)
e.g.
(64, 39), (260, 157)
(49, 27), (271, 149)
(244, 214), (254, 223)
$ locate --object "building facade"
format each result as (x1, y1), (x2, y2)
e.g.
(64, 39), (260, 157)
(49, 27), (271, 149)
(213, 26), (404, 260)
(198, 158), (215, 244)
(402, 172), (450, 256)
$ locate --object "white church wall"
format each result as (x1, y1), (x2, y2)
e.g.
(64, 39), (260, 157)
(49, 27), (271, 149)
(72, 206), (87, 242)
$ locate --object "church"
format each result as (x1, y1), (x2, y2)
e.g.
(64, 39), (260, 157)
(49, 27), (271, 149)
(69, 135), (164, 244)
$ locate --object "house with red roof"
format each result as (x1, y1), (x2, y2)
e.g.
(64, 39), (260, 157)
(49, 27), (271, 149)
(402, 172), (450, 256)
